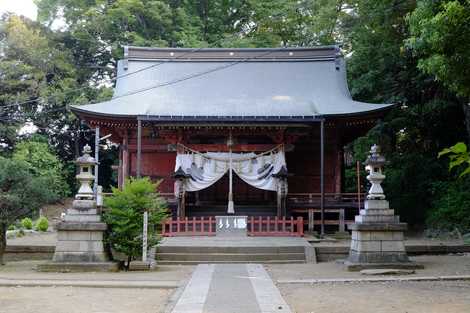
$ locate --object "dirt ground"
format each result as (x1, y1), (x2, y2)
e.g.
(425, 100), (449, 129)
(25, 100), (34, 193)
(278, 280), (470, 313)
(0, 286), (172, 313)
(1, 256), (470, 313)
(267, 255), (470, 313)
(266, 254), (470, 280)
(0, 261), (194, 313)
(0, 260), (194, 282)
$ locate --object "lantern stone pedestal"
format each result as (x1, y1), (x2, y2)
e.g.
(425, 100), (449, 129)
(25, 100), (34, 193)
(37, 145), (118, 272)
(344, 145), (422, 271)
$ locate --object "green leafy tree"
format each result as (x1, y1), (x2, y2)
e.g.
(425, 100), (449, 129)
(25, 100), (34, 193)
(0, 14), (111, 184)
(0, 157), (57, 264)
(103, 178), (168, 270)
(427, 177), (470, 233)
(438, 142), (470, 177)
(12, 137), (69, 199)
(407, 0), (470, 139)
(342, 0), (467, 225)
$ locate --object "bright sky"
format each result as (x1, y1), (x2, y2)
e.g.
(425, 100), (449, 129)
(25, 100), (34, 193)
(0, 0), (38, 20)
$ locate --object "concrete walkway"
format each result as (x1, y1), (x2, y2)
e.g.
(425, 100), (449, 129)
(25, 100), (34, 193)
(171, 264), (292, 313)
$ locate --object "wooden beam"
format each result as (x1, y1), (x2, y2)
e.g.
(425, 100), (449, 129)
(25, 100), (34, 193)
(127, 143), (289, 152)
(184, 144), (286, 152)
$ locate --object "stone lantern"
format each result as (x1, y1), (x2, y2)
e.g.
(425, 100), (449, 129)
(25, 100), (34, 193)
(272, 166), (289, 217)
(344, 145), (422, 271)
(75, 144), (96, 200)
(173, 166), (190, 218)
(364, 144), (386, 200)
(38, 144), (117, 272)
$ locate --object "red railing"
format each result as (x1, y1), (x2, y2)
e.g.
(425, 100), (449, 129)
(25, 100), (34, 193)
(161, 216), (304, 237)
(248, 216), (304, 237)
(161, 217), (216, 237)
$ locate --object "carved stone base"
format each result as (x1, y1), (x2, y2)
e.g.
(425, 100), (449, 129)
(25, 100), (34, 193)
(42, 200), (114, 271)
(345, 200), (422, 271)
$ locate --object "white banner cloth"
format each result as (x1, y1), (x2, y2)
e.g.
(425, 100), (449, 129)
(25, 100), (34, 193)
(174, 147), (286, 192)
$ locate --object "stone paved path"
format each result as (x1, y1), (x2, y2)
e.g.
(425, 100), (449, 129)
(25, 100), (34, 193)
(171, 264), (292, 313)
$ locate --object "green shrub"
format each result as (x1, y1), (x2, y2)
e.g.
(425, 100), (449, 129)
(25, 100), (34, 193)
(21, 217), (33, 230)
(7, 225), (15, 231)
(103, 178), (168, 270)
(35, 217), (49, 232)
(427, 177), (470, 233)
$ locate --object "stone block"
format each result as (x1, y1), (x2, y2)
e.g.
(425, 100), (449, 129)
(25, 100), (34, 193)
(392, 232), (404, 241)
(79, 241), (103, 252)
(67, 208), (98, 215)
(360, 209), (395, 216)
(360, 269), (415, 275)
(355, 215), (398, 223)
(53, 251), (108, 263)
(64, 214), (101, 222)
(365, 200), (389, 210)
(72, 199), (96, 210)
(90, 231), (104, 241)
(381, 241), (406, 252)
(355, 231), (371, 241)
(369, 231), (394, 241)
(56, 222), (107, 231)
(36, 262), (119, 272)
(57, 231), (92, 241)
(348, 223), (407, 232)
(55, 241), (81, 252)
(351, 231), (358, 240)
(354, 240), (382, 252)
(350, 239), (358, 251)
(347, 250), (410, 264)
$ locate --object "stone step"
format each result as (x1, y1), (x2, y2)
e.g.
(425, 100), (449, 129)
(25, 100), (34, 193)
(156, 259), (306, 265)
(156, 245), (305, 254)
(156, 252), (305, 262)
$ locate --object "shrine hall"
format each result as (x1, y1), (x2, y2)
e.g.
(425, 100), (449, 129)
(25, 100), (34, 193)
(71, 46), (392, 234)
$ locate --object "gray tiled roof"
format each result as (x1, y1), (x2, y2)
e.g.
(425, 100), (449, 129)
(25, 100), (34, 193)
(71, 46), (392, 121)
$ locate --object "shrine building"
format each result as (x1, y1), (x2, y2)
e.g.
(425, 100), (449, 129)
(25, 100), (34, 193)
(71, 46), (392, 234)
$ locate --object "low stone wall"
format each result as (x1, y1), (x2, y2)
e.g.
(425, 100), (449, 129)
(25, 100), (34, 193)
(315, 244), (470, 262)
(4, 244), (470, 263)
(4, 245), (54, 262)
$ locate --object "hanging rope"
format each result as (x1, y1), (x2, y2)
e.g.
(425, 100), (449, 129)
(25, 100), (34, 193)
(176, 143), (284, 163)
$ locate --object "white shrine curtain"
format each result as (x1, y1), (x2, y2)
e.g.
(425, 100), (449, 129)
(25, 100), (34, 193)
(174, 145), (286, 192)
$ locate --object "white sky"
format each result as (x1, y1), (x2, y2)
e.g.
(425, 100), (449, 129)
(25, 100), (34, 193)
(0, 0), (38, 20)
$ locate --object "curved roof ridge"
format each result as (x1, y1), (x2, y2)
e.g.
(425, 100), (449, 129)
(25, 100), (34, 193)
(125, 45), (340, 61)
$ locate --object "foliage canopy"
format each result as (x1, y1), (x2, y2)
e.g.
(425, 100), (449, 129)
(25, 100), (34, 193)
(0, 157), (57, 264)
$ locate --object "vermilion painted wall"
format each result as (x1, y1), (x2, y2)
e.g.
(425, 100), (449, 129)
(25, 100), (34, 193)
(125, 129), (342, 198)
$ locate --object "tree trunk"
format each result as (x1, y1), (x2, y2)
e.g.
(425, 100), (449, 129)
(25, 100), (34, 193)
(463, 103), (470, 143)
(125, 255), (131, 271)
(0, 223), (7, 265)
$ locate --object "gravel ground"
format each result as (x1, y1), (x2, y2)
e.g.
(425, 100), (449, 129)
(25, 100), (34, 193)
(0, 286), (172, 313)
